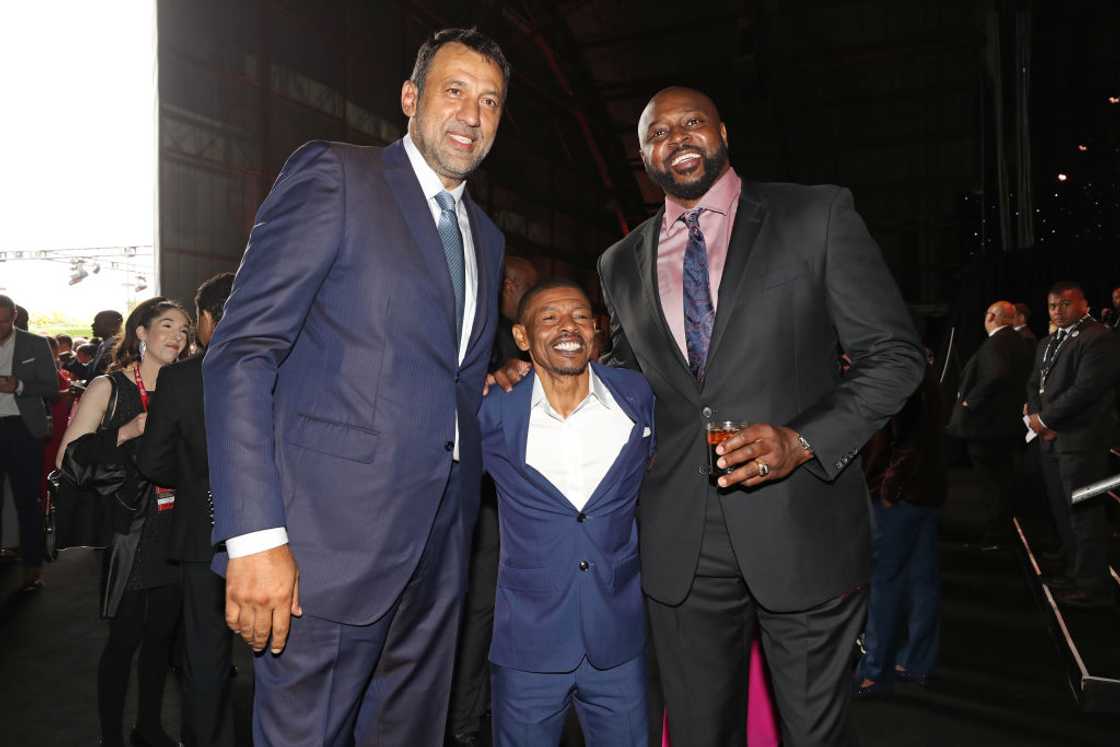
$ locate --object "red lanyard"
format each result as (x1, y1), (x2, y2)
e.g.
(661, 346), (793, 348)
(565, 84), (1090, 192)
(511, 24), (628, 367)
(133, 364), (150, 411)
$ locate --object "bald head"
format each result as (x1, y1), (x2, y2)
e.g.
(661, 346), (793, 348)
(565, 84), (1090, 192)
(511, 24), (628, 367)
(638, 86), (730, 206)
(984, 300), (1016, 333)
(501, 256), (540, 320)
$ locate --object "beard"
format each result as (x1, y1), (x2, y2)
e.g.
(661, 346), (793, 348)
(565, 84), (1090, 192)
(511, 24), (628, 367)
(645, 142), (730, 201)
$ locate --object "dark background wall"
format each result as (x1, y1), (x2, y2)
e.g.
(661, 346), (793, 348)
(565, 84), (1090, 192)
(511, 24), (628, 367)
(157, 0), (1119, 350)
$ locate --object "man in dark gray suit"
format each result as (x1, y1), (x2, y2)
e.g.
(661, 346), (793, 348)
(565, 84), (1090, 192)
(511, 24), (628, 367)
(0, 294), (59, 590)
(598, 87), (925, 746)
(947, 300), (1034, 544)
(1026, 281), (1120, 609)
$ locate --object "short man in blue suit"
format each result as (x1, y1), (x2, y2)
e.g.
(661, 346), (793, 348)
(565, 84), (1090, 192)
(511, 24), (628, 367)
(202, 29), (508, 746)
(479, 279), (655, 746)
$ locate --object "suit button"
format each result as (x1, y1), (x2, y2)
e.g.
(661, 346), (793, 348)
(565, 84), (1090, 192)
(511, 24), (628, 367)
(454, 373), (460, 383)
(702, 406), (713, 418)
(576, 512), (587, 523)
(444, 441), (454, 452)
(578, 560), (589, 572)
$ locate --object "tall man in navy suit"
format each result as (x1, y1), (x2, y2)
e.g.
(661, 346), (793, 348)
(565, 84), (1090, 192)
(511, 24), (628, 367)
(202, 28), (508, 746)
(479, 279), (655, 746)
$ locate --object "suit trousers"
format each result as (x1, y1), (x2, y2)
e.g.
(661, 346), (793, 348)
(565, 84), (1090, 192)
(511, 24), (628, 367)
(179, 561), (235, 747)
(966, 438), (1021, 538)
(0, 416), (45, 567)
(647, 490), (866, 747)
(1038, 442), (1111, 593)
(447, 480), (499, 736)
(252, 463), (467, 747)
(491, 654), (648, 747)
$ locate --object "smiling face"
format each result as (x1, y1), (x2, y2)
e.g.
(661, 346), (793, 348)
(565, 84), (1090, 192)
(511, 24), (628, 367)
(513, 285), (595, 379)
(1047, 289), (1088, 329)
(401, 42), (505, 189)
(639, 87), (730, 205)
(137, 309), (191, 366)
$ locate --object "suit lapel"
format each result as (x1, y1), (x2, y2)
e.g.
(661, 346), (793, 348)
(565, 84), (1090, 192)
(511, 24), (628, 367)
(382, 141), (457, 345)
(704, 193), (768, 377)
(463, 193), (491, 359)
(582, 364), (643, 513)
(501, 372), (569, 504)
(635, 209), (689, 374)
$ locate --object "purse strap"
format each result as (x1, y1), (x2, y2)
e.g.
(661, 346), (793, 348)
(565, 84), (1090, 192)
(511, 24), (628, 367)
(99, 374), (119, 431)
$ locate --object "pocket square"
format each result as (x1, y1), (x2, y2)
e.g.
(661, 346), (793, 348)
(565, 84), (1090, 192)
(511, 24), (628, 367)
(21, 357), (35, 364)
(643, 426), (652, 437)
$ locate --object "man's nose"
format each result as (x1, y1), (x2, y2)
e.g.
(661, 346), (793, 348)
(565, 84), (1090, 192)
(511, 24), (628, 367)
(457, 98), (481, 127)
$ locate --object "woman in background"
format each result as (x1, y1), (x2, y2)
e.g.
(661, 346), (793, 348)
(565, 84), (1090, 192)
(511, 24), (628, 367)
(57, 297), (191, 747)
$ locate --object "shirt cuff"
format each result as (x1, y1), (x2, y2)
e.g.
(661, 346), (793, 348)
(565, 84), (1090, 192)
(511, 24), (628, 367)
(225, 527), (289, 558)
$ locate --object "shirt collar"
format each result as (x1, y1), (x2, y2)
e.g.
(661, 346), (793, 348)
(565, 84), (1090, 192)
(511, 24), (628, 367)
(988, 324), (1010, 337)
(530, 367), (614, 420)
(402, 132), (467, 205)
(662, 166), (742, 232)
(1059, 313), (1092, 333)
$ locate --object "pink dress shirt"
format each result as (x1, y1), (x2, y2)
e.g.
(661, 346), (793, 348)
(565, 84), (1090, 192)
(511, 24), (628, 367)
(656, 167), (743, 357)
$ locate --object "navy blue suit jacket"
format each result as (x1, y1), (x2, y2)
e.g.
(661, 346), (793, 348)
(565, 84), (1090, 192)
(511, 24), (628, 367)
(203, 139), (504, 625)
(480, 363), (655, 672)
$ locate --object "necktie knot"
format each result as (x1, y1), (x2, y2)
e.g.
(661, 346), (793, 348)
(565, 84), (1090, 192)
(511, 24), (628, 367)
(435, 190), (456, 214)
(682, 208), (704, 231)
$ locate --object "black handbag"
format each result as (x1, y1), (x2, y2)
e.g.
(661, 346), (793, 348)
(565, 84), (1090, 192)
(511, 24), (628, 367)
(55, 374), (128, 499)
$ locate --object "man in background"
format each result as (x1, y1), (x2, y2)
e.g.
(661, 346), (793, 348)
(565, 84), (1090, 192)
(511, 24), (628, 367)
(1026, 281), (1120, 609)
(947, 301), (1034, 545)
(1102, 286), (1120, 330)
(137, 273), (237, 747)
(1013, 302), (1037, 343)
(64, 309), (123, 382)
(0, 294), (59, 591)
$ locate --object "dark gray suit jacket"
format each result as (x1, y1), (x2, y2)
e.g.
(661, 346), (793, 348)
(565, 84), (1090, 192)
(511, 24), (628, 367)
(599, 182), (925, 611)
(8, 329), (58, 439)
(1026, 320), (1120, 453)
(947, 326), (1034, 440)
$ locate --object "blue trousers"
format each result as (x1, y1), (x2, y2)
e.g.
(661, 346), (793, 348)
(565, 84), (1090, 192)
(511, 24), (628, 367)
(856, 501), (940, 682)
(491, 654), (648, 747)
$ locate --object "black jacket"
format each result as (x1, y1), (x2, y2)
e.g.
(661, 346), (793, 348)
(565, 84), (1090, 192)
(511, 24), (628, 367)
(135, 355), (213, 562)
(1026, 320), (1120, 453)
(947, 326), (1034, 440)
(599, 182), (925, 611)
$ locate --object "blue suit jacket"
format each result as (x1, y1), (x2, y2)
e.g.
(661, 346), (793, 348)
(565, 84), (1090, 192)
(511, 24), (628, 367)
(480, 362), (655, 672)
(203, 139), (504, 625)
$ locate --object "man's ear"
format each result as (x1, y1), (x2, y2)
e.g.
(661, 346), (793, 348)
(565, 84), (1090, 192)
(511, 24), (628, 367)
(401, 80), (418, 118)
(512, 323), (530, 352)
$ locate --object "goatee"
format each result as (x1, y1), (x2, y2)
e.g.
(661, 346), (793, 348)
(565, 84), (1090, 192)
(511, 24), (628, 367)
(646, 142), (730, 201)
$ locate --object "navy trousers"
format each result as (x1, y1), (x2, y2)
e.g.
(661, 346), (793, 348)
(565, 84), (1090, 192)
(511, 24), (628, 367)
(252, 464), (467, 746)
(856, 500), (940, 682)
(491, 654), (648, 747)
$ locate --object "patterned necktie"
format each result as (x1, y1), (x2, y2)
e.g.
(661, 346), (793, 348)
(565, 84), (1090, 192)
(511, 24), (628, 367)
(434, 191), (466, 341)
(1045, 328), (1067, 363)
(682, 208), (715, 381)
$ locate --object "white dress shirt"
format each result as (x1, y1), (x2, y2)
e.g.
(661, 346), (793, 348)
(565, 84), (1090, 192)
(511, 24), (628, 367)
(525, 370), (635, 512)
(226, 134), (481, 559)
(0, 332), (21, 417)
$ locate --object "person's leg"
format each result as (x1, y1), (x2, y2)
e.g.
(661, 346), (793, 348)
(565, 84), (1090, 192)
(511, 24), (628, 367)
(180, 561), (236, 747)
(895, 506), (940, 679)
(647, 493), (754, 747)
(572, 654), (648, 747)
(1039, 443), (1075, 575)
(1061, 451), (1113, 599)
(354, 464), (468, 746)
(135, 584), (183, 744)
(855, 501), (911, 684)
(490, 662), (574, 747)
(447, 483), (500, 739)
(6, 421), (45, 580)
(758, 588), (867, 747)
(252, 610), (393, 747)
(98, 590), (146, 747)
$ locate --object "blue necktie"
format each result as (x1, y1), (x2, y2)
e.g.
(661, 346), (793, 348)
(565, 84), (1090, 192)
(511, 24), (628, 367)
(682, 208), (715, 381)
(435, 191), (466, 342)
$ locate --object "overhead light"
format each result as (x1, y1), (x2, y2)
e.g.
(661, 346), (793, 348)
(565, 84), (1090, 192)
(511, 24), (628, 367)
(124, 246), (136, 257)
(69, 259), (88, 286)
(134, 275), (147, 292)
(91, 262), (101, 274)
(1077, 144), (1088, 152)
(1057, 173), (1068, 182)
